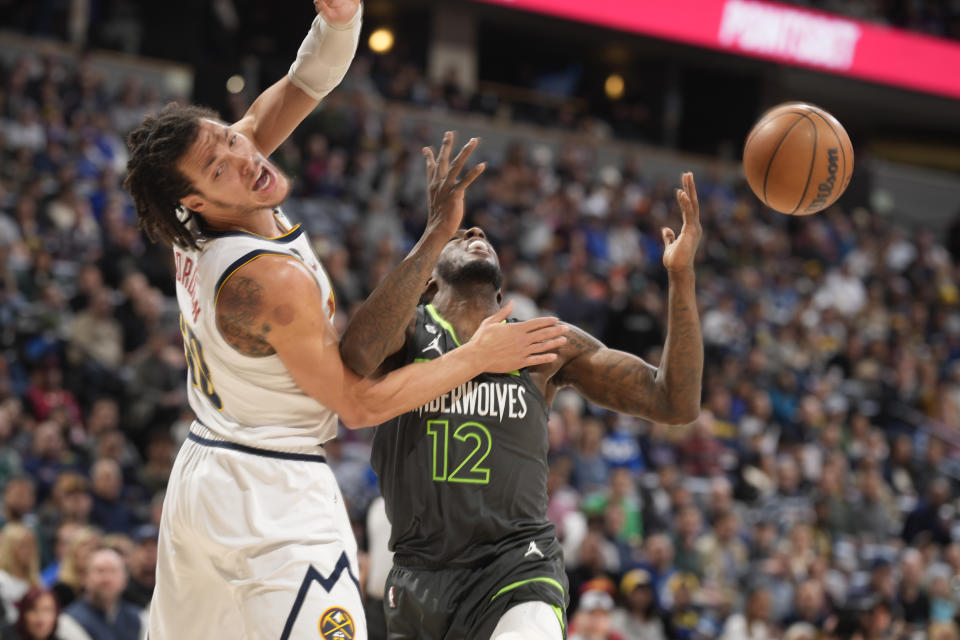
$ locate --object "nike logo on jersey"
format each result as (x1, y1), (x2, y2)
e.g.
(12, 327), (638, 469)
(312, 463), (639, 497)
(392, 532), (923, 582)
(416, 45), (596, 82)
(421, 334), (443, 357)
(524, 541), (544, 559)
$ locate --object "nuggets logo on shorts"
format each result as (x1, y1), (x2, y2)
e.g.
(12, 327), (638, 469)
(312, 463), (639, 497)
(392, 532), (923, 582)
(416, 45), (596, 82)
(318, 607), (355, 639)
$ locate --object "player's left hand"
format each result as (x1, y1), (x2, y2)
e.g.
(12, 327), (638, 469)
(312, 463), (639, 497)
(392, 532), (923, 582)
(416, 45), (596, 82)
(314, 0), (361, 26)
(661, 171), (702, 273)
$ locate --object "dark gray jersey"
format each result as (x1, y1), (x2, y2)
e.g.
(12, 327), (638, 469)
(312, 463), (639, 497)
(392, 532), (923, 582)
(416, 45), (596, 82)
(370, 304), (557, 568)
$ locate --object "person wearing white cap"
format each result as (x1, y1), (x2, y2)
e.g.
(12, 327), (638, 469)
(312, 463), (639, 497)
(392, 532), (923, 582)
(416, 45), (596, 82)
(569, 589), (621, 640)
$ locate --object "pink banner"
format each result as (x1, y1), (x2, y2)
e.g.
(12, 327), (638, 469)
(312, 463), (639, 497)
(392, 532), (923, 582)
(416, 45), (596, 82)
(474, 0), (960, 100)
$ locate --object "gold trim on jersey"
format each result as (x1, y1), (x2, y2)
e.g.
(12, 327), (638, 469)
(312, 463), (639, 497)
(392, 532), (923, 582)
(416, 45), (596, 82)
(214, 250), (295, 306)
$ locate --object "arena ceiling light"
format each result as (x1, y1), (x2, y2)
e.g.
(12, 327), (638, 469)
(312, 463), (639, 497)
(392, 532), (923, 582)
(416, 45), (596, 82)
(226, 74), (245, 94)
(369, 28), (394, 54)
(604, 74), (624, 100)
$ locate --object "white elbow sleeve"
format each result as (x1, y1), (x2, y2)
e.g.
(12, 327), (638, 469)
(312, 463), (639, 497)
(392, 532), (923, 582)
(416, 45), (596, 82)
(287, 4), (363, 101)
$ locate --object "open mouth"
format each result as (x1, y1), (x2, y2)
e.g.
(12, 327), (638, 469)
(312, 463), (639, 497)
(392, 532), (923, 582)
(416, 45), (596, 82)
(253, 166), (274, 192)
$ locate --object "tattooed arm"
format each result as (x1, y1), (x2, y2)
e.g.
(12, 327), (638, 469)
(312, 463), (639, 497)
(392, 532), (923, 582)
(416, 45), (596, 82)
(547, 172), (703, 425)
(550, 275), (701, 424)
(340, 132), (485, 377)
(215, 256), (567, 428)
(217, 275), (277, 357)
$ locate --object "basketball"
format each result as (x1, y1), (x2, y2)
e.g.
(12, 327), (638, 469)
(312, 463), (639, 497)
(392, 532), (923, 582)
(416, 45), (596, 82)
(743, 102), (854, 215)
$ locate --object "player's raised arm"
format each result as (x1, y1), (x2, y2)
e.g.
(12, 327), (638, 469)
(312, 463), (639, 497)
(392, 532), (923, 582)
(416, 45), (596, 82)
(233, 0), (363, 156)
(339, 132), (486, 377)
(547, 172), (703, 425)
(218, 255), (566, 429)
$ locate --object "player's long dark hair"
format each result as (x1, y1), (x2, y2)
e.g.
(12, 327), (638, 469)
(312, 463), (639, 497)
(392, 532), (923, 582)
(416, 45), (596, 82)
(124, 103), (220, 249)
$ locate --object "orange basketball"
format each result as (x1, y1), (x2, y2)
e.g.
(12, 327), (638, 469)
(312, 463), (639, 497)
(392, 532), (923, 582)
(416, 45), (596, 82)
(743, 102), (854, 215)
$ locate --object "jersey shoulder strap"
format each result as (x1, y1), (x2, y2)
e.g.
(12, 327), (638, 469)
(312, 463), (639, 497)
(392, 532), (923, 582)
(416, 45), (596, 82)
(201, 238), (300, 307)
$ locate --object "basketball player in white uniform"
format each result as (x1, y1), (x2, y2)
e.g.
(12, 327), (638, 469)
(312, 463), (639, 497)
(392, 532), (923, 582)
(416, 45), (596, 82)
(123, 2), (569, 637)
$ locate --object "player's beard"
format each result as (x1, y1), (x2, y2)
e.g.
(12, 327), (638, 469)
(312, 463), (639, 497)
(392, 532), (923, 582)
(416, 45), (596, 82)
(438, 258), (503, 289)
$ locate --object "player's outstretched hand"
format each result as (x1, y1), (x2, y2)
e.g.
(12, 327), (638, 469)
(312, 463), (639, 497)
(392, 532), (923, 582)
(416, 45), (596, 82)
(314, 0), (361, 25)
(467, 301), (569, 373)
(662, 171), (703, 273)
(423, 131), (486, 239)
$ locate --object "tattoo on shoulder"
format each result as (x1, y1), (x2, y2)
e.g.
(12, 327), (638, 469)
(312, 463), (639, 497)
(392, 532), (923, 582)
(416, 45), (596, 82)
(217, 276), (276, 357)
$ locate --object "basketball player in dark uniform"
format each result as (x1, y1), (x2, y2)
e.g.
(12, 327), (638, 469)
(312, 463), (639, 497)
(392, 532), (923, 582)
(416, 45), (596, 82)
(346, 166), (703, 637)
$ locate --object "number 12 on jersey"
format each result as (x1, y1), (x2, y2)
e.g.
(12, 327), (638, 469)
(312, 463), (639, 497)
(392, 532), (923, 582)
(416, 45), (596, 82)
(426, 420), (492, 485)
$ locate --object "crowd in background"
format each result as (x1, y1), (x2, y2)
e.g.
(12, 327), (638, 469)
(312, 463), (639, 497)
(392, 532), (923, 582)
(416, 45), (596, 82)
(1, 47), (960, 640)
(779, 0), (960, 39)
(784, 0), (960, 39)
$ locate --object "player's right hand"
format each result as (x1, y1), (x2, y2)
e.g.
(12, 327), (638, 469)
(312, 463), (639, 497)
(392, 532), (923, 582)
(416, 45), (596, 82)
(423, 131), (486, 239)
(662, 171), (702, 273)
(467, 301), (569, 373)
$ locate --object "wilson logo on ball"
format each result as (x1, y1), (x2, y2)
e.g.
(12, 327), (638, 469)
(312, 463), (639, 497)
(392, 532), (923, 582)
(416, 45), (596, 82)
(742, 102), (853, 215)
(806, 148), (840, 212)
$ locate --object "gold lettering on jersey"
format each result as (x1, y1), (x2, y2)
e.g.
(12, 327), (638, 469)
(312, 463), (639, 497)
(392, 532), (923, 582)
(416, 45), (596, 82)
(416, 381), (527, 423)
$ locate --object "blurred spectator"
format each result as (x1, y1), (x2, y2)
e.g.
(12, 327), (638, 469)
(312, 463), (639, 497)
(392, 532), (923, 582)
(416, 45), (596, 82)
(39, 522), (80, 589)
(610, 568), (668, 640)
(854, 597), (897, 640)
(21, 424), (70, 504)
(24, 371), (80, 441)
(582, 466), (643, 549)
(51, 527), (101, 610)
(677, 412), (724, 477)
(930, 622), (960, 640)
(0, 586), (88, 640)
(134, 431), (174, 496)
(782, 579), (833, 630)
(1, 478), (36, 529)
(101, 533), (132, 561)
(928, 568), (957, 624)
(639, 533), (678, 608)
(884, 434), (920, 499)
(897, 549), (930, 630)
(36, 474), (92, 569)
(121, 525), (157, 609)
(572, 419), (610, 494)
(672, 505), (703, 576)
(850, 468), (900, 540)
(720, 588), (776, 640)
(902, 477), (953, 546)
(663, 572), (715, 639)
(89, 459), (134, 535)
(0, 524), (40, 622)
(569, 588), (623, 640)
(0, 410), (22, 490)
(63, 548), (141, 640)
(67, 289), (123, 397)
(567, 529), (621, 611)
(757, 457), (813, 532)
(697, 510), (748, 594)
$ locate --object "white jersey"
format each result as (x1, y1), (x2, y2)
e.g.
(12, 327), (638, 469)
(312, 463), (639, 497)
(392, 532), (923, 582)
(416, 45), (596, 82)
(173, 209), (339, 450)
